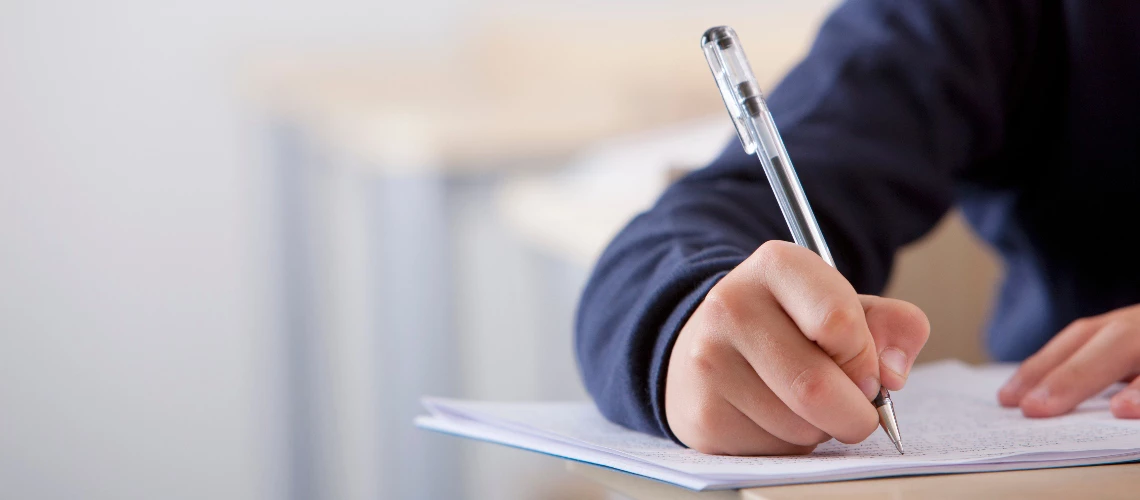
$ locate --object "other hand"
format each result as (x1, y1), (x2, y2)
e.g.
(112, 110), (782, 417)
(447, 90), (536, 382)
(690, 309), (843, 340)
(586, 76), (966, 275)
(998, 305), (1140, 419)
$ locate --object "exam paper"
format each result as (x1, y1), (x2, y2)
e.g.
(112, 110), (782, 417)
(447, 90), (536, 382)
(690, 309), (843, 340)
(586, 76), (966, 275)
(415, 361), (1140, 490)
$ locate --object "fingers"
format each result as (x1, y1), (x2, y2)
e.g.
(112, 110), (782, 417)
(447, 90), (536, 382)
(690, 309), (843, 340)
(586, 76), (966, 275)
(746, 241), (880, 400)
(1018, 321), (1140, 417)
(998, 317), (1104, 407)
(700, 281), (879, 444)
(664, 319), (817, 455)
(859, 295), (930, 391)
(678, 395), (817, 456)
(663, 239), (929, 455)
(1111, 376), (1140, 419)
(716, 349), (832, 446)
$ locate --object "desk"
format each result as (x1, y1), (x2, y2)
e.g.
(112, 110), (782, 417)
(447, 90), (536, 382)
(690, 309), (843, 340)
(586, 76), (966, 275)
(568, 460), (1140, 499)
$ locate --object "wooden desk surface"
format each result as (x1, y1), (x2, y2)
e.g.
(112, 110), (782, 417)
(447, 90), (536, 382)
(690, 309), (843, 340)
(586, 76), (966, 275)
(568, 460), (1140, 500)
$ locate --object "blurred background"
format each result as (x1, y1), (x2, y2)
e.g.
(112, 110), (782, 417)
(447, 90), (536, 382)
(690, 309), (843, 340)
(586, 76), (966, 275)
(0, 0), (1001, 499)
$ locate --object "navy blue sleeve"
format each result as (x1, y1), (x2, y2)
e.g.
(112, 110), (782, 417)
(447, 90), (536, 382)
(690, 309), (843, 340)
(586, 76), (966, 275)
(575, 0), (1043, 440)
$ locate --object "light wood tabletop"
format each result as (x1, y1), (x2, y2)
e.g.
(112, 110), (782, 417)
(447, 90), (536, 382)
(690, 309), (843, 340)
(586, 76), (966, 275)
(568, 460), (1140, 500)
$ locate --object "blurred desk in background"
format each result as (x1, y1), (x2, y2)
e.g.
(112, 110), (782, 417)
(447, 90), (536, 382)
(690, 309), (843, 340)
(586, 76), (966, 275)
(496, 120), (1003, 366)
(243, 14), (824, 500)
(241, 11), (822, 169)
(569, 461), (1140, 499)
(496, 119), (731, 267)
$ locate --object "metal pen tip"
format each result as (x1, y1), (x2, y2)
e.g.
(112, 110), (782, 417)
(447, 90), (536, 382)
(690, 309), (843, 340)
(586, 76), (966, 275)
(872, 387), (904, 455)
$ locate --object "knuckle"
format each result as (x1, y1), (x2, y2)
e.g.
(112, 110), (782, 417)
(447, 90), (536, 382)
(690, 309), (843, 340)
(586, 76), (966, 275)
(812, 303), (870, 365)
(700, 286), (732, 321)
(753, 240), (797, 274)
(1069, 317), (1093, 331)
(1096, 321), (1130, 353)
(789, 366), (832, 410)
(756, 239), (792, 261)
(1106, 318), (1138, 336)
(1101, 319), (1126, 338)
(701, 285), (750, 330)
(1104, 321), (1140, 358)
(816, 304), (860, 341)
(685, 335), (724, 378)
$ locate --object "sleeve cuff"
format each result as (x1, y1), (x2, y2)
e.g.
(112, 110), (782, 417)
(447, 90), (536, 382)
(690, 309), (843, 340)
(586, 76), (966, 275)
(647, 269), (733, 445)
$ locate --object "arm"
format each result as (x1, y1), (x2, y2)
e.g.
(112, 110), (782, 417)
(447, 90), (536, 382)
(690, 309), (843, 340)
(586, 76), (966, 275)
(576, 0), (1043, 443)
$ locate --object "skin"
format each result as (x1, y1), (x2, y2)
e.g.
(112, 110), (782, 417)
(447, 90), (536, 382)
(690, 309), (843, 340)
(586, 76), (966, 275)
(665, 241), (1140, 457)
(998, 305), (1140, 419)
(665, 241), (931, 455)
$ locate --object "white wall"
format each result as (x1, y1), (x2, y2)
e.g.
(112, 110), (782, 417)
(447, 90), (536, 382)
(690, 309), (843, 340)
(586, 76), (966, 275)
(0, 1), (837, 498)
(0, 1), (465, 498)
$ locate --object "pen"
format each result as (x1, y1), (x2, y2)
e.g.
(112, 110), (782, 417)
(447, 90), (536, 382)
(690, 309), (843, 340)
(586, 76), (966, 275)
(700, 25), (904, 455)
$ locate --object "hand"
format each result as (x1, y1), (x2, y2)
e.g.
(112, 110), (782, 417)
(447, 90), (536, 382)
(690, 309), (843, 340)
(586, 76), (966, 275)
(998, 305), (1140, 419)
(664, 241), (931, 455)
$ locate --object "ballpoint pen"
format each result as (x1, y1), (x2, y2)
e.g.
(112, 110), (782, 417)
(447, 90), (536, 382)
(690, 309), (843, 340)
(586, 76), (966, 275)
(700, 25), (904, 455)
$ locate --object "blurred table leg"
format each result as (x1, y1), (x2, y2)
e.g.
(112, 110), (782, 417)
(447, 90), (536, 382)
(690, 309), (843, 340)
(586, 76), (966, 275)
(271, 122), (460, 500)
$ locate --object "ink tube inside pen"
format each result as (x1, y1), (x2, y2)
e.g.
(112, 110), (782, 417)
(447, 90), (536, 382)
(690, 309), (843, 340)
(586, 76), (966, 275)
(701, 25), (835, 266)
(701, 24), (900, 455)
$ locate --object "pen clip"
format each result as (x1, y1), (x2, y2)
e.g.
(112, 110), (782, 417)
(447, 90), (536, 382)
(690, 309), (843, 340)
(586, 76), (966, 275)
(700, 25), (837, 267)
(701, 26), (759, 155)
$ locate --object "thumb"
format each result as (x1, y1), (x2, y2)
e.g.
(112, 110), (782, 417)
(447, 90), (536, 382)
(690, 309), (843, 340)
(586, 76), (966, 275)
(859, 295), (930, 391)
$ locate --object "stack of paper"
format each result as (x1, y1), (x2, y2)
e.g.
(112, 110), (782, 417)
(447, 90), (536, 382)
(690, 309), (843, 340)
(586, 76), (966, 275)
(415, 361), (1140, 490)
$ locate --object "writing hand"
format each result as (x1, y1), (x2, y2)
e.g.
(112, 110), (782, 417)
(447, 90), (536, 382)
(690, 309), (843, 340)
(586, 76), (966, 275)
(664, 241), (931, 455)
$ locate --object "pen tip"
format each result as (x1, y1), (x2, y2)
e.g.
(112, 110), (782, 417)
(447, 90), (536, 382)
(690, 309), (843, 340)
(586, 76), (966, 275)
(875, 393), (904, 455)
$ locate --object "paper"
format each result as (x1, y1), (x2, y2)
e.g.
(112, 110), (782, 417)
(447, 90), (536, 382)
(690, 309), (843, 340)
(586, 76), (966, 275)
(415, 361), (1140, 490)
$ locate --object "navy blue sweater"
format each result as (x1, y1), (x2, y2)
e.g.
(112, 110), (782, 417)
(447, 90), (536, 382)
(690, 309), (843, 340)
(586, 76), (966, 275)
(575, 0), (1140, 441)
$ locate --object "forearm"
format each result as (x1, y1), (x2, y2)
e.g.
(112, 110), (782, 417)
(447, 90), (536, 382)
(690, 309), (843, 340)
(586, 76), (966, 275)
(574, 155), (781, 439)
(576, 0), (1037, 437)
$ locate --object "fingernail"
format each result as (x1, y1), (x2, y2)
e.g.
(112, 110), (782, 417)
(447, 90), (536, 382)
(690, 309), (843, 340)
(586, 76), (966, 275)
(1025, 386), (1050, 405)
(1121, 389), (1140, 406)
(880, 348), (908, 377)
(859, 376), (880, 400)
(1000, 376), (1022, 396)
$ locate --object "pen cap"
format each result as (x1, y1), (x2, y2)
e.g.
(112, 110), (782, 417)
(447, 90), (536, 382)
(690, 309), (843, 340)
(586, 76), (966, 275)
(701, 26), (761, 154)
(700, 25), (836, 267)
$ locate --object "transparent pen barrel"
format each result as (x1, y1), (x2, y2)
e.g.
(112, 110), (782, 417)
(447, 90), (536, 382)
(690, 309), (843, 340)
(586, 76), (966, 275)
(702, 25), (834, 267)
(747, 100), (835, 267)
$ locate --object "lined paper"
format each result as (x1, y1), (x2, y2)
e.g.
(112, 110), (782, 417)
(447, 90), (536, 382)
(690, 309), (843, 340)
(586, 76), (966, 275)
(416, 361), (1140, 490)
